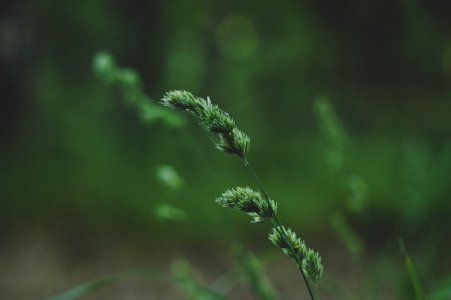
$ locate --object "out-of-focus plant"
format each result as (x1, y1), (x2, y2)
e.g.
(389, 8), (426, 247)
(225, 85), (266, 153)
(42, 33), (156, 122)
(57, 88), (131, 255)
(46, 270), (171, 300)
(314, 95), (348, 173)
(329, 212), (363, 257)
(46, 267), (228, 300)
(400, 142), (451, 232)
(155, 164), (184, 192)
(154, 203), (187, 223)
(314, 95), (368, 212)
(48, 245), (280, 299)
(171, 259), (228, 300)
(154, 164), (187, 223)
(233, 245), (277, 300)
(93, 52), (188, 223)
(161, 90), (323, 300)
(92, 51), (185, 128)
(399, 238), (425, 300)
(314, 95), (366, 257)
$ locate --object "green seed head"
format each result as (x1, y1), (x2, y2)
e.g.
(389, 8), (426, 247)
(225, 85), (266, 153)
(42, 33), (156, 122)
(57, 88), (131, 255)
(216, 187), (276, 223)
(161, 90), (250, 159)
(216, 128), (250, 159)
(269, 226), (323, 283)
(200, 101), (236, 134)
(302, 249), (323, 283)
(269, 226), (301, 251)
(161, 90), (203, 112)
(216, 187), (261, 210)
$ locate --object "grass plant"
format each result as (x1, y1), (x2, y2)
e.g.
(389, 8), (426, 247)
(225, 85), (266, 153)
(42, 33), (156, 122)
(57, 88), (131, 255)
(161, 90), (323, 299)
(93, 51), (184, 128)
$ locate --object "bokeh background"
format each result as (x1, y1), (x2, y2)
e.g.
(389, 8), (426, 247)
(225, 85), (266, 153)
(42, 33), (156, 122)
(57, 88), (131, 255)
(1, 0), (450, 299)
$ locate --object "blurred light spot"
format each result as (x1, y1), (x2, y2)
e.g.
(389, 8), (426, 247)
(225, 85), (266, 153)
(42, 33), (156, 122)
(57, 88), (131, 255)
(155, 203), (187, 222)
(155, 164), (183, 191)
(347, 174), (368, 212)
(216, 15), (258, 60)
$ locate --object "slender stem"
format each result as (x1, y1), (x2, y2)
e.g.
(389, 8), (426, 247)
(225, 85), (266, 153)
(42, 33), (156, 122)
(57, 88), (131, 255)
(242, 158), (318, 300)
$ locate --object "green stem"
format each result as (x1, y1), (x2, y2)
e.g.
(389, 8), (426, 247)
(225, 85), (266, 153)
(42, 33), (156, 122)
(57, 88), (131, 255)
(242, 158), (318, 300)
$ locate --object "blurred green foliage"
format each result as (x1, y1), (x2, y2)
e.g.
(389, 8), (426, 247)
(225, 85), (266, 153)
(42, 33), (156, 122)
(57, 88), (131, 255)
(155, 203), (187, 223)
(155, 164), (184, 192)
(1, 0), (451, 298)
(93, 51), (185, 128)
(233, 245), (277, 300)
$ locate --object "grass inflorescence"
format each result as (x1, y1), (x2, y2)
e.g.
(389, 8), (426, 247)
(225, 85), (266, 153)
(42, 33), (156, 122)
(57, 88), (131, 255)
(161, 90), (323, 299)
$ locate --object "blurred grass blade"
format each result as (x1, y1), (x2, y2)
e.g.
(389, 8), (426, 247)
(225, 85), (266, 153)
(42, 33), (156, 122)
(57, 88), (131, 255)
(47, 269), (228, 300)
(233, 244), (277, 300)
(46, 270), (170, 300)
(314, 95), (347, 173)
(399, 238), (425, 300)
(47, 277), (114, 300)
(176, 276), (230, 300)
(330, 212), (363, 256)
(92, 51), (185, 128)
(171, 259), (230, 300)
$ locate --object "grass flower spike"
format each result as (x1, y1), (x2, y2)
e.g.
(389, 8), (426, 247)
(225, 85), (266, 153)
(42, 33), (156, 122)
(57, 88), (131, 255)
(161, 90), (323, 299)
(162, 91), (250, 159)
(216, 187), (277, 223)
(269, 226), (323, 283)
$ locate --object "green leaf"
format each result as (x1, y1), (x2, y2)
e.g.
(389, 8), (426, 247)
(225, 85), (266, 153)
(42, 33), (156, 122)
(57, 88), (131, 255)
(399, 238), (425, 300)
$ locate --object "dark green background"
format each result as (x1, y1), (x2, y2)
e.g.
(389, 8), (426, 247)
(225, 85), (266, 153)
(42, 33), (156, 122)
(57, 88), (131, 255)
(1, 0), (450, 299)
